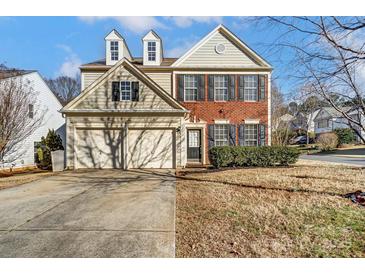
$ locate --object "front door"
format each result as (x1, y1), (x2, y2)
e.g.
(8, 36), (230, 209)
(187, 129), (201, 162)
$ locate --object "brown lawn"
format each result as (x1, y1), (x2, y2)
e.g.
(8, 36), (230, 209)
(176, 160), (365, 258)
(0, 169), (52, 190)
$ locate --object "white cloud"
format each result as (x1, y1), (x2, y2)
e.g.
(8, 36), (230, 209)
(165, 37), (199, 58)
(78, 16), (166, 34)
(167, 16), (223, 28)
(55, 44), (82, 78)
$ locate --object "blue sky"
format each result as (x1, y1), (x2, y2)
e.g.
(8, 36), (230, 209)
(0, 16), (294, 95)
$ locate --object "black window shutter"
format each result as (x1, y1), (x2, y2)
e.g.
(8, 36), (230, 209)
(131, 81), (139, 101)
(197, 75), (205, 101)
(259, 124), (266, 146)
(178, 75), (184, 101)
(208, 75), (214, 101)
(112, 81), (120, 101)
(228, 75), (236, 101)
(238, 75), (244, 100)
(229, 124), (236, 146)
(208, 125), (215, 149)
(259, 75), (266, 101)
(238, 124), (245, 146)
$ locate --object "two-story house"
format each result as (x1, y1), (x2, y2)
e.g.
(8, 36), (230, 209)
(61, 24), (272, 169)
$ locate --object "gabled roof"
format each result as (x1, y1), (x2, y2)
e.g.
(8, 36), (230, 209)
(105, 29), (123, 40)
(313, 106), (352, 120)
(62, 58), (187, 113)
(171, 24), (272, 68)
(142, 29), (161, 41)
(0, 69), (36, 80)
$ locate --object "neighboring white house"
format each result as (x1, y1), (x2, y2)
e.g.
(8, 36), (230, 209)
(313, 106), (364, 142)
(0, 70), (65, 168)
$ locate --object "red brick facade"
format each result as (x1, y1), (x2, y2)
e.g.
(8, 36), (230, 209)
(176, 74), (269, 164)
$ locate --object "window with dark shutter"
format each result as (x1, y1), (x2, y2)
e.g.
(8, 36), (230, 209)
(208, 125), (215, 149)
(259, 75), (266, 101)
(259, 124), (266, 146)
(228, 75), (236, 101)
(208, 75), (214, 101)
(177, 75), (184, 101)
(131, 82), (139, 101)
(197, 75), (205, 101)
(28, 104), (34, 119)
(238, 124), (245, 146)
(229, 124), (236, 145)
(112, 82), (120, 101)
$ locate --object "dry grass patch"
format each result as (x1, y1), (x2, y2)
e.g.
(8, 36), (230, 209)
(176, 164), (365, 257)
(0, 170), (52, 190)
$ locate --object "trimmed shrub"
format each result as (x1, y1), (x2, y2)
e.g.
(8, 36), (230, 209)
(334, 128), (355, 145)
(209, 146), (300, 168)
(317, 132), (338, 151)
(36, 129), (64, 170)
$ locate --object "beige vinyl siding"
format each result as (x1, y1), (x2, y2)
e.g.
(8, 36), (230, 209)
(76, 67), (173, 110)
(180, 31), (261, 68)
(82, 72), (104, 90)
(146, 72), (172, 95)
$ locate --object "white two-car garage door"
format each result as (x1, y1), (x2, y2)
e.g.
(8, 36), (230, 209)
(128, 129), (175, 169)
(76, 129), (123, 169)
(75, 128), (175, 169)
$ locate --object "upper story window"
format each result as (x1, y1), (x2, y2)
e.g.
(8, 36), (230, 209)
(244, 124), (258, 146)
(147, 41), (156, 61)
(120, 81), (131, 101)
(28, 104), (34, 119)
(214, 75), (228, 101)
(184, 75), (198, 101)
(243, 75), (258, 101)
(214, 124), (229, 146)
(110, 41), (119, 61)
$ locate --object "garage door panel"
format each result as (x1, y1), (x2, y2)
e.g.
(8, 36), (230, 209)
(76, 129), (122, 169)
(128, 129), (174, 168)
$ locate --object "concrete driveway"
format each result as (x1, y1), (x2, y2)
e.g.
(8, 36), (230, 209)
(0, 169), (176, 257)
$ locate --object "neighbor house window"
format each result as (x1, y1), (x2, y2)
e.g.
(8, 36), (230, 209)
(244, 124), (258, 146)
(214, 75), (228, 101)
(184, 75), (198, 101)
(147, 41), (156, 61)
(317, 119), (329, 128)
(28, 104), (34, 119)
(120, 81), (131, 101)
(244, 75), (258, 101)
(214, 124), (229, 146)
(110, 41), (119, 61)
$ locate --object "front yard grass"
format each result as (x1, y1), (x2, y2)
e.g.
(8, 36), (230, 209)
(0, 170), (52, 190)
(176, 160), (365, 257)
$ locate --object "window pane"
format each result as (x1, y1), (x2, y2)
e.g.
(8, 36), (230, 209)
(184, 75), (198, 101)
(214, 75), (228, 101)
(147, 41), (156, 61)
(120, 81), (131, 101)
(110, 41), (119, 61)
(244, 124), (258, 146)
(243, 75), (258, 101)
(214, 124), (229, 147)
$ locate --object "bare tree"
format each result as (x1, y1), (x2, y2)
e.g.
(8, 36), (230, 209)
(271, 82), (293, 145)
(46, 75), (80, 106)
(250, 16), (365, 142)
(0, 75), (44, 166)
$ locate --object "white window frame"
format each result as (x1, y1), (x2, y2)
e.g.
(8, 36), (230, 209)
(214, 75), (228, 101)
(110, 41), (119, 61)
(184, 75), (198, 101)
(317, 119), (329, 128)
(243, 75), (258, 101)
(244, 124), (258, 146)
(214, 124), (229, 147)
(147, 41), (156, 61)
(120, 81), (131, 101)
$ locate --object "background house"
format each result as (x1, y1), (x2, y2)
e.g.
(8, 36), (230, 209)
(0, 70), (65, 168)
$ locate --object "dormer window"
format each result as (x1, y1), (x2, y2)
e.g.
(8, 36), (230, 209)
(147, 41), (156, 61)
(110, 41), (119, 61)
